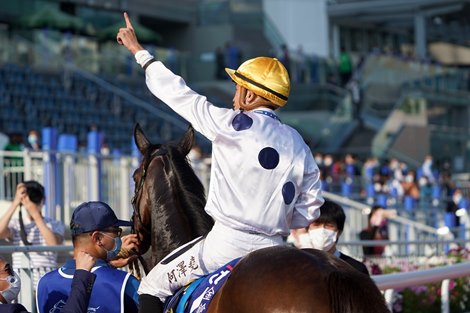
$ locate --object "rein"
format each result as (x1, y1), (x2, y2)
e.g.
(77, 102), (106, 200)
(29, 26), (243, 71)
(131, 146), (168, 236)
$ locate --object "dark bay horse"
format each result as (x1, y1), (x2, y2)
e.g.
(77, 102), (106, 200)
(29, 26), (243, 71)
(131, 123), (390, 313)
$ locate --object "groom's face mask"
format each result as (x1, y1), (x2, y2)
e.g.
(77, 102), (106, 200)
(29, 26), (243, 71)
(0, 263), (21, 304)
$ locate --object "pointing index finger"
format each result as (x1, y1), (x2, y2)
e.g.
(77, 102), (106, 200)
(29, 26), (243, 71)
(124, 12), (133, 29)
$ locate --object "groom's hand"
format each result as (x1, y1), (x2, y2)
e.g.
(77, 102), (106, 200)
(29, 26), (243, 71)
(116, 12), (144, 55)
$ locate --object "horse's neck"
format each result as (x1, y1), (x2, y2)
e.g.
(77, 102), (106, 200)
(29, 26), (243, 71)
(148, 155), (213, 266)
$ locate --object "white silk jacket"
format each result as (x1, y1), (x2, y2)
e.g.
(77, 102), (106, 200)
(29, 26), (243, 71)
(135, 50), (323, 236)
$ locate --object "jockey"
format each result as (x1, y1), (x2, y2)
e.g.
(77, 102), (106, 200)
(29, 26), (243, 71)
(117, 12), (324, 313)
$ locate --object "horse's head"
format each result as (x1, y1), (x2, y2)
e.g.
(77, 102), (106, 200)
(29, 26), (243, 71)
(131, 123), (211, 263)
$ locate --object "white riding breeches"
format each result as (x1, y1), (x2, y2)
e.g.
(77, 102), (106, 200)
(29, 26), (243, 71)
(138, 222), (284, 302)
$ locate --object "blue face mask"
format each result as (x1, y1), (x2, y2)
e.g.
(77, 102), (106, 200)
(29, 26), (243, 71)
(100, 233), (122, 261)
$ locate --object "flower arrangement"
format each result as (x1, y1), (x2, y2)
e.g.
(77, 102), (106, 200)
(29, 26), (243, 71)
(367, 247), (470, 313)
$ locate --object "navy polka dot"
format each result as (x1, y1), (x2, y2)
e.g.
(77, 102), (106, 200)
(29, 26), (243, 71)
(232, 113), (253, 131)
(258, 147), (279, 169)
(282, 182), (295, 204)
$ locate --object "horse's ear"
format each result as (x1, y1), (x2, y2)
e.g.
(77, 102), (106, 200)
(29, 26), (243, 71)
(134, 123), (151, 154)
(177, 125), (195, 156)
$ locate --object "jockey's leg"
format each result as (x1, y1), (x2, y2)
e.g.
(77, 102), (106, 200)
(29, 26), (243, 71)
(139, 294), (163, 313)
(138, 236), (207, 302)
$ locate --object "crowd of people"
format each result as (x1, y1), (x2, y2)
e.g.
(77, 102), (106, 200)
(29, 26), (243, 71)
(315, 152), (464, 210)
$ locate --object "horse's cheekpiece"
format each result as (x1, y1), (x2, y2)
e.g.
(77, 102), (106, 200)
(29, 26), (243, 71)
(164, 258), (240, 313)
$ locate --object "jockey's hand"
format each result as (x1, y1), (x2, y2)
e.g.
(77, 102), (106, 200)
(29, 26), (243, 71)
(116, 12), (145, 55)
(76, 251), (96, 271)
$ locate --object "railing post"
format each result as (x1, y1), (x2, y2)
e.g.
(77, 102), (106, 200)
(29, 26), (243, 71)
(441, 279), (450, 313)
(16, 253), (34, 313)
(58, 134), (78, 223)
(119, 157), (131, 220)
(22, 149), (32, 181)
(383, 289), (394, 312)
(87, 131), (102, 201)
(41, 127), (58, 219)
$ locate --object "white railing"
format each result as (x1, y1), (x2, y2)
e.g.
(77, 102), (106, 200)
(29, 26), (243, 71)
(4, 242), (470, 313)
(0, 150), (137, 224)
(0, 150), (213, 226)
(323, 191), (452, 257)
(373, 262), (470, 313)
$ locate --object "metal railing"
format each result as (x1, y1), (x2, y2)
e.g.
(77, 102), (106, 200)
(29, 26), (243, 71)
(372, 257), (470, 313)
(5, 239), (470, 313)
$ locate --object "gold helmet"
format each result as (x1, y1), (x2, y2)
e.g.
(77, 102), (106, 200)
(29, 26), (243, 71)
(225, 57), (290, 107)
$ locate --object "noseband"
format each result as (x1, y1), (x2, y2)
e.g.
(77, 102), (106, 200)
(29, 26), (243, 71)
(131, 146), (168, 236)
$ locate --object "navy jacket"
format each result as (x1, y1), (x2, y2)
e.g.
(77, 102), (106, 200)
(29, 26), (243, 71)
(0, 271), (95, 313)
(60, 269), (96, 313)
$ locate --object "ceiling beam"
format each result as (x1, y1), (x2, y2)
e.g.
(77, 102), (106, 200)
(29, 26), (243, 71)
(328, 0), (467, 17)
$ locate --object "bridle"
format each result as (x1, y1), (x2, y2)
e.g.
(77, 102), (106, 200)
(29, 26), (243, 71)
(131, 146), (168, 236)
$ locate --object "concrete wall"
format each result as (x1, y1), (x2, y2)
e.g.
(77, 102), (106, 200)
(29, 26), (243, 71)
(262, 0), (329, 57)
(185, 24), (234, 82)
(390, 125), (430, 164)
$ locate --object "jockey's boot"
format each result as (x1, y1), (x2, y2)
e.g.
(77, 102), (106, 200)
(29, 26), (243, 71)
(139, 294), (163, 313)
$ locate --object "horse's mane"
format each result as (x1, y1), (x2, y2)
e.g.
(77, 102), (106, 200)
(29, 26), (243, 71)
(145, 141), (213, 239)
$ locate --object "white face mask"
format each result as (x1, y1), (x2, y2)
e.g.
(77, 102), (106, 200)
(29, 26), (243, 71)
(0, 272), (21, 304)
(297, 233), (314, 249)
(309, 228), (337, 252)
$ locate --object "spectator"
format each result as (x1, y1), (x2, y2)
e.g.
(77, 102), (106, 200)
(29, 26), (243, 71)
(290, 200), (369, 275)
(214, 47), (225, 80)
(359, 205), (394, 257)
(421, 154), (436, 184)
(0, 181), (64, 285)
(338, 48), (352, 87)
(3, 133), (24, 171)
(278, 44), (291, 76)
(26, 130), (40, 151)
(224, 41), (241, 71)
(36, 201), (140, 313)
(295, 45), (307, 83)
(0, 132), (9, 151)
(402, 170), (420, 201)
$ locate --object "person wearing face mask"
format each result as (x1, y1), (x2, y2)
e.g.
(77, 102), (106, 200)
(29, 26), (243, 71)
(307, 200), (369, 275)
(289, 201), (368, 274)
(0, 253), (99, 313)
(26, 130), (40, 151)
(0, 257), (22, 307)
(36, 201), (140, 313)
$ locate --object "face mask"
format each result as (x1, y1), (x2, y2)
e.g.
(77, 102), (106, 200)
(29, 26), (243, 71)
(309, 228), (337, 252)
(418, 177), (428, 186)
(405, 175), (414, 183)
(0, 272), (21, 304)
(453, 194), (462, 205)
(100, 233), (122, 261)
(297, 233), (313, 249)
(27, 135), (38, 145)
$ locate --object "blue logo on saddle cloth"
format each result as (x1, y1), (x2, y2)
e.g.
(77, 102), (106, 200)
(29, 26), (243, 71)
(165, 258), (240, 313)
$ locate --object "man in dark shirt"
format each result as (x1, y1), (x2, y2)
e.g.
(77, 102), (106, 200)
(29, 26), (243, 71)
(291, 200), (369, 275)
